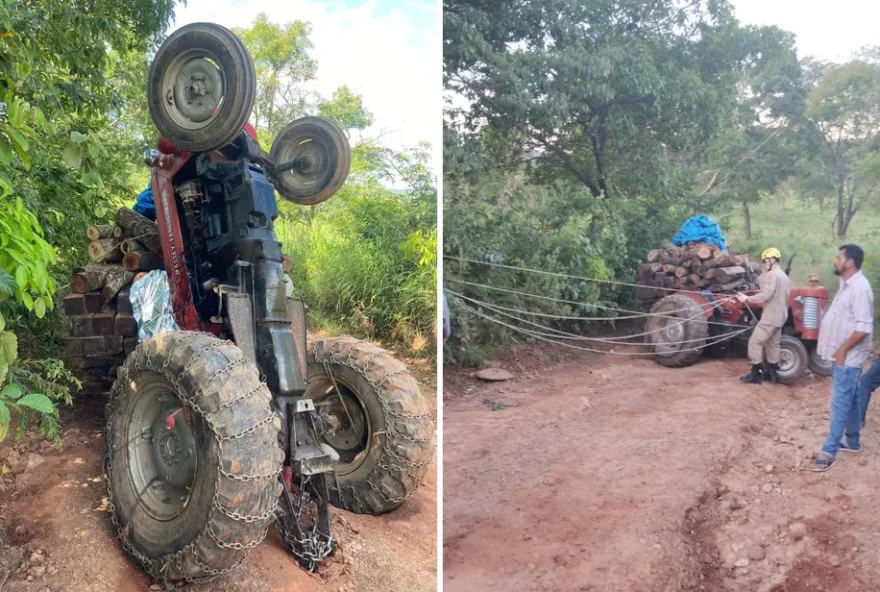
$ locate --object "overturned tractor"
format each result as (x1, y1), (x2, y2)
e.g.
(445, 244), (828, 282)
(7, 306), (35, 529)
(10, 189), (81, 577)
(61, 23), (433, 584)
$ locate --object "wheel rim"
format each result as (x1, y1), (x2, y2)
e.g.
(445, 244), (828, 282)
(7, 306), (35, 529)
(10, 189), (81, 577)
(276, 135), (336, 194)
(810, 348), (832, 374)
(654, 316), (686, 354)
(311, 377), (371, 477)
(778, 347), (797, 377)
(125, 373), (198, 522)
(161, 50), (226, 132)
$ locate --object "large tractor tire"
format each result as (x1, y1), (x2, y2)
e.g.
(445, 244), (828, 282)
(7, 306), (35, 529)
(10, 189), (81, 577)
(808, 346), (833, 377)
(777, 335), (809, 384)
(306, 337), (435, 515)
(105, 331), (284, 583)
(645, 294), (709, 368)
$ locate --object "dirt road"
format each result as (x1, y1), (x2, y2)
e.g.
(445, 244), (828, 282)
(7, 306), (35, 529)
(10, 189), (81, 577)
(0, 390), (436, 592)
(444, 347), (880, 592)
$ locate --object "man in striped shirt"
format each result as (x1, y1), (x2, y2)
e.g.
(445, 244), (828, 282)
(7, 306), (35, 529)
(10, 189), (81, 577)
(812, 244), (874, 472)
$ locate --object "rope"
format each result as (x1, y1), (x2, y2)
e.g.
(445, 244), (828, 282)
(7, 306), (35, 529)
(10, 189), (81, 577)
(450, 290), (731, 346)
(461, 303), (752, 356)
(444, 255), (716, 295)
(446, 278), (738, 327)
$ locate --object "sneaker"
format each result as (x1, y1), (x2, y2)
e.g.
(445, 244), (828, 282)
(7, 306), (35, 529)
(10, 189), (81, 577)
(839, 441), (862, 453)
(810, 455), (837, 472)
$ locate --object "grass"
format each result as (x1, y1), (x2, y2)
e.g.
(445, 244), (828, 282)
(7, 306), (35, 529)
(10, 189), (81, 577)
(719, 198), (880, 297)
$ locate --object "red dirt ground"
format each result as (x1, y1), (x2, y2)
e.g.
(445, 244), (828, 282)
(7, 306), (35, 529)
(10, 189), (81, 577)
(444, 346), (880, 592)
(0, 385), (436, 592)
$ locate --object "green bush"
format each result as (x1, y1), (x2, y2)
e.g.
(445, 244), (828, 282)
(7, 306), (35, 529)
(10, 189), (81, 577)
(276, 189), (437, 356)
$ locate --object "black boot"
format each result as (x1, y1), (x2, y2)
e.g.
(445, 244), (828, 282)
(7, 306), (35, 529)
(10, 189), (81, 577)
(741, 364), (763, 384)
(765, 363), (780, 384)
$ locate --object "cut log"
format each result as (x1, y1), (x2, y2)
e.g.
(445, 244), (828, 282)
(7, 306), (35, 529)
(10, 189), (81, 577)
(63, 293), (105, 315)
(695, 245), (713, 260)
(729, 248), (743, 256)
(64, 336), (124, 358)
(690, 259), (704, 274)
(114, 314), (138, 337)
(70, 314), (95, 337)
(729, 255), (744, 266)
(674, 267), (687, 278)
(660, 252), (687, 266)
(654, 272), (669, 282)
(69, 264), (123, 294)
(102, 270), (135, 300)
(120, 239), (145, 255)
(714, 265), (747, 282)
(92, 313), (116, 336)
(113, 225), (124, 239)
(708, 280), (747, 293)
(123, 251), (163, 272)
(647, 249), (662, 263)
(689, 274), (706, 288)
(86, 224), (114, 241)
(660, 239), (676, 251)
(88, 239), (123, 264)
(662, 264), (674, 274)
(117, 287), (132, 314)
(115, 207), (161, 254)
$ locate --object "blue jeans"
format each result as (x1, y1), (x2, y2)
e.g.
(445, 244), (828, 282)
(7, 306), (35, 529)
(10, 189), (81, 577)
(822, 363), (863, 458)
(855, 357), (880, 426)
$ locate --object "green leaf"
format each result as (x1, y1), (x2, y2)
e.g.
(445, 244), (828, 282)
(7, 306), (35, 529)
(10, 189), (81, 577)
(5, 126), (29, 153)
(33, 296), (45, 319)
(71, 131), (87, 143)
(1, 382), (21, 399)
(81, 171), (99, 186)
(14, 264), (26, 290)
(0, 269), (14, 296)
(62, 145), (83, 169)
(0, 175), (11, 197)
(0, 362), (7, 386)
(15, 288), (32, 311)
(0, 331), (16, 366)
(0, 401), (9, 443)
(0, 312), (5, 332)
(0, 140), (12, 166)
(16, 393), (55, 414)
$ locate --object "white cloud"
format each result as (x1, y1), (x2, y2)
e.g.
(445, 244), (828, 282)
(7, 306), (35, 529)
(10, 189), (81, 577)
(170, 0), (439, 160)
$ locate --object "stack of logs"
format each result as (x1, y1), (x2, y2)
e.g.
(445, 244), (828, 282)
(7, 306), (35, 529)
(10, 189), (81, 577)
(62, 207), (163, 395)
(635, 240), (761, 303)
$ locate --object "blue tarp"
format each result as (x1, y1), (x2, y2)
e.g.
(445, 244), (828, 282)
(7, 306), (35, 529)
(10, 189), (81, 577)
(133, 185), (156, 220)
(672, 215), (727, 250)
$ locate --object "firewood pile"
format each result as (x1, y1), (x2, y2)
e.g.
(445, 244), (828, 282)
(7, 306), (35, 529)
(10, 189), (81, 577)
(62, 207), (163, 394)
(635, 239), (761, 303)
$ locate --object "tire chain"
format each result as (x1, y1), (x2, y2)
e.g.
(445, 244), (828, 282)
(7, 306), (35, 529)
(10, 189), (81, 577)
(105, 334), (280, 585)
(311, 337), (436, 508)
(278, 474), (335, 571)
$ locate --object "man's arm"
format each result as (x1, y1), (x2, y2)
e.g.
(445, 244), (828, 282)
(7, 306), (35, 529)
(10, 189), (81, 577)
(746, 271), (778, 304)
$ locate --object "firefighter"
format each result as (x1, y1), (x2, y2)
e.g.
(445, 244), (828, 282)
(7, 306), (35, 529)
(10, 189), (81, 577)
(736, 247), (791, 384)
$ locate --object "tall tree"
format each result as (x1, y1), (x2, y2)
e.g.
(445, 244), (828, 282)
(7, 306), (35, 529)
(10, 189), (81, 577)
(800, 55), (880, 238)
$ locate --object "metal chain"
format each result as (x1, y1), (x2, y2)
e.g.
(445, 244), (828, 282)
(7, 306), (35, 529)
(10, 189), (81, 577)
(311, 337), (435, 509)
(104, 337), (280, 586)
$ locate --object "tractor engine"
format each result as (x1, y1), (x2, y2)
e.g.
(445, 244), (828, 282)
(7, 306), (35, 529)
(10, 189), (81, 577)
(176, 155), (306, 396)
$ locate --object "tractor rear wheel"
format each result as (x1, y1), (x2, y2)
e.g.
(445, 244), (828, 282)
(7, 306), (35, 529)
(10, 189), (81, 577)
(305, 337), (435, 515)
(645, 294), (709, 368)
(808, 346), (833, 377)
(777, 335), (809, 384)
(105, 331), (283, 583)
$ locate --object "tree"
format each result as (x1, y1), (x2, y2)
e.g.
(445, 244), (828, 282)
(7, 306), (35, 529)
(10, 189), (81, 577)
(801, 56), (880, 238)
(233, 13), (318, 144)
(445, 0), (752, 201)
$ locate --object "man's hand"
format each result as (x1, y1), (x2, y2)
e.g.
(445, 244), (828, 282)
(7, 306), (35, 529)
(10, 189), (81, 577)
(834, 348), (848, 367)
(735, 292), (748, 303)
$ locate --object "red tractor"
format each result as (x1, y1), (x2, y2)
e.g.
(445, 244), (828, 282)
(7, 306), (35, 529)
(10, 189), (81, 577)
(645, 268), (830, 383)
(101, 23), (434, 584)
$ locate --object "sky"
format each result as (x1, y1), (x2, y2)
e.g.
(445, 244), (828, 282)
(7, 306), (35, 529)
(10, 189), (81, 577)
(730, 0), (880, 63)
(171, 0), (440, 161)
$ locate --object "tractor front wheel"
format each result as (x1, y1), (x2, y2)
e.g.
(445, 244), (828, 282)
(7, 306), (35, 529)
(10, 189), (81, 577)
(306, 337), (435, 515)
(777, 335), (809, 384)
(105, 331), (283, 583)
(808, 346), (833, 377)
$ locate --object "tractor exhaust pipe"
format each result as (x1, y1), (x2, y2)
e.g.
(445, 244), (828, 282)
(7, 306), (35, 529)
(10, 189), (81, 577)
(784, 253), (797, 277)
